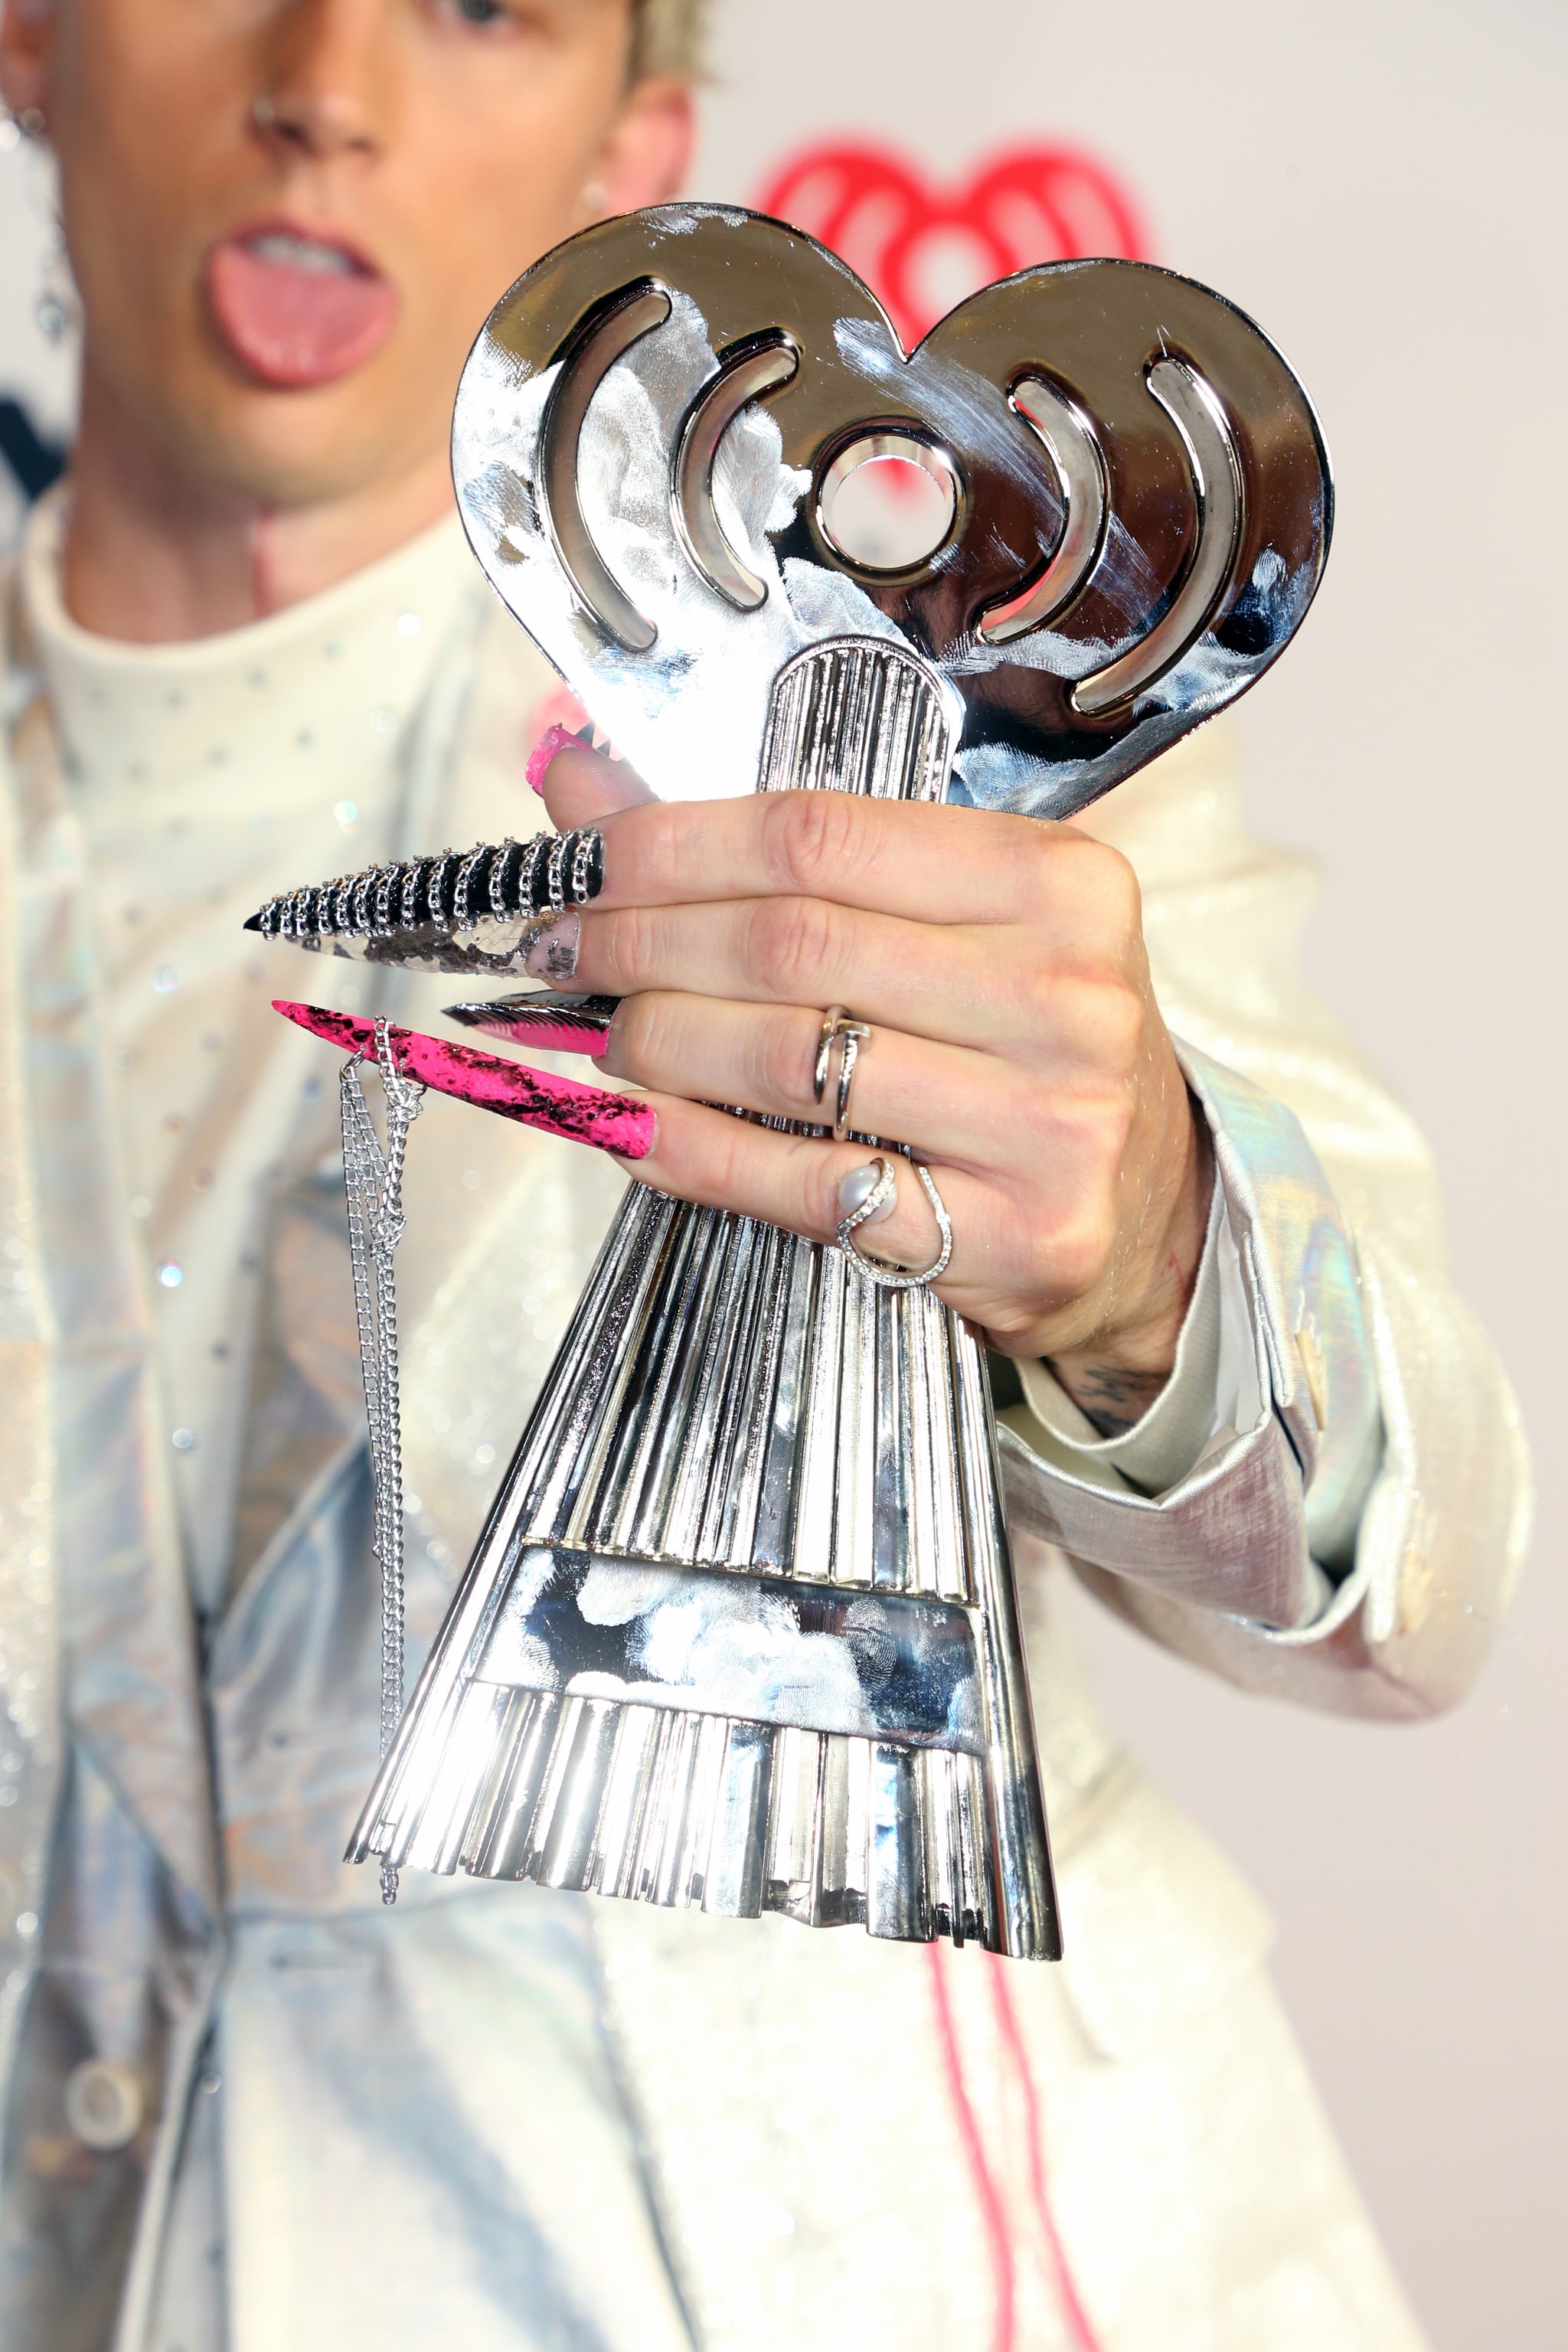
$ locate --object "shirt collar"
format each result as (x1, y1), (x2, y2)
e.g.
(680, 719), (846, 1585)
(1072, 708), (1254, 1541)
(21, 486), (480, 810)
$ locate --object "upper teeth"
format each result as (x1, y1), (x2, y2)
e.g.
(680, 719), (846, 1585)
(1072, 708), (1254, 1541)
(248, 232), (355, 276)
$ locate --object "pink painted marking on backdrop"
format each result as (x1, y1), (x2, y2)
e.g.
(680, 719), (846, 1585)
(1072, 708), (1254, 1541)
(924, 1942), (1016, 2352)
(272, 1001), (655, 1158)
(755, 142), (1146, 348)
(986, 1955), (1106, 2352)
(525, 722), (583, 795)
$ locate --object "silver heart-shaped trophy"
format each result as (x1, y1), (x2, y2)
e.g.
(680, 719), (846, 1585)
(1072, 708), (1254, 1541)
(257, 206), (1331, 1959)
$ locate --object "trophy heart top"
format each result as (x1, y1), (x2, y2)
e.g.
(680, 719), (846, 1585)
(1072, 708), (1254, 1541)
(452, 204), (1331, 819)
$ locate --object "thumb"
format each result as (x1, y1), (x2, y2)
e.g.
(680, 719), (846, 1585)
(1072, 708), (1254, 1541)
(525, 724), (658, 830)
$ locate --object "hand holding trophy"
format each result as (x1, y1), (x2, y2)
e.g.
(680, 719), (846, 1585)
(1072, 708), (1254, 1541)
(253, 204), (1331, 1960)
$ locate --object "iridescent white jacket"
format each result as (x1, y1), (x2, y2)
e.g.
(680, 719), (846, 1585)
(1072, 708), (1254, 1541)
(0, 516), (1530, 2352)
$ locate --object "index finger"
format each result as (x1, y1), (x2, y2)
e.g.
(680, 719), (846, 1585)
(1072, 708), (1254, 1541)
(543, 741), (1074, 928)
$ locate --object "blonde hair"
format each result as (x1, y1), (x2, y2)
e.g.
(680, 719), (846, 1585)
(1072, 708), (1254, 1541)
(632, 0), (710, 77)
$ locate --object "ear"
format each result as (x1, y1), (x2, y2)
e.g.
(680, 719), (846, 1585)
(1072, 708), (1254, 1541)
(0, 0), (53, 124)
(593, 74), (695, 215)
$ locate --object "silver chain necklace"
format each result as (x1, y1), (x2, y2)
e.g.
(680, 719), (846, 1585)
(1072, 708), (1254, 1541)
(339, 1018), (426, 1904)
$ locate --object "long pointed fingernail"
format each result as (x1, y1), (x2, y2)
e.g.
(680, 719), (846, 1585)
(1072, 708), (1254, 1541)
(526, 723), (581, 795)
(245, 828), (603, 950)
(443, 990), (619, 1054)
(271, 1001), (655, 1158)
(523, 912), (580, 981)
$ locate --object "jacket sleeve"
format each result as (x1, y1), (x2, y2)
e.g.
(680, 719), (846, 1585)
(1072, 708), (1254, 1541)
(996, 733), (1532, 1722)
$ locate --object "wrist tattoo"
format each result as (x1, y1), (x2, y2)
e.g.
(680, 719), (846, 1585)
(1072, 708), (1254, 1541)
(1051, 1358), (1169, 1440)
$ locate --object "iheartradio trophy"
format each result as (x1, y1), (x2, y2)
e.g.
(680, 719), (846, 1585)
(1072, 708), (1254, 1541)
(250, 205), (1331, 1961)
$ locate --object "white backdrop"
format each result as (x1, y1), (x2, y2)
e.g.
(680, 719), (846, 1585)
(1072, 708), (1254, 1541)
(696, 6), (1566, 2344)
(1, 1), (1563, 2341)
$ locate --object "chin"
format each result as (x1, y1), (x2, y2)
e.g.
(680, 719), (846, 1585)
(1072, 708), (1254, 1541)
(165, 352), (448, 515)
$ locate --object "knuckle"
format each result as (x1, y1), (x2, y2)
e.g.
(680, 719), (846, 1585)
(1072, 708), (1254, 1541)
(756, 1011), (817, 1112)
(1008, 1083), (1070, 1166)
(607, 991), (655, 1077)
(743, 893), (838, 998)
(1007, 1070), (1136, 1182)
(1065, 834), (1142, 932)
(762, 789), (865, 898)
(1103, 1092), (1139, 1168)
(596, 903), (662, 991)
(1021, 820), (1066, 903)
(612, 989), (677, 1082)
(1019, 1223), (1058, 1300)
(632, 801), (688, 896)
(1040, 1204), (1118, 1302)
(985, 1301), (1040, 1351)
(1086, 978), (1148, 1073)
(1034, 835), (1145, 962)
(1073, 1086), (1138, 1180)
(1011, 959), (1061, 1040)
(1015, 969), (1148, 1074)
(1095, 841), (1143, 932)
(1012, 1110), (1127, 1294)
(704, 1118), (755, 1200)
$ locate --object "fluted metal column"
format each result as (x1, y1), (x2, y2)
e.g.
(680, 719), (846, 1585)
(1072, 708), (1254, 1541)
(349, 638), (1060, 1959)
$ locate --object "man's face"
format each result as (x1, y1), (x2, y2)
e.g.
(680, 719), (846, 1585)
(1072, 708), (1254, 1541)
(0, 0), (692, 508)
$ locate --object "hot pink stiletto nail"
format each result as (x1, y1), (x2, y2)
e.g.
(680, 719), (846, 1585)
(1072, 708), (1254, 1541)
(273, 1001), (655, 1159)
(525, 723), (583, 795)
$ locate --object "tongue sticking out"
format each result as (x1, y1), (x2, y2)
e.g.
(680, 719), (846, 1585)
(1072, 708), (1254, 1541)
(207, 237), (397, 389)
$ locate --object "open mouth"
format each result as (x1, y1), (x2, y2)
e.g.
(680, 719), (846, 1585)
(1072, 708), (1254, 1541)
(205, 224), (399, 390)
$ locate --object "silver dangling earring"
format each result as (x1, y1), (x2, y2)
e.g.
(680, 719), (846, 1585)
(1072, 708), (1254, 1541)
(2, 107), (79, 346)
(35, 217), (77, 346)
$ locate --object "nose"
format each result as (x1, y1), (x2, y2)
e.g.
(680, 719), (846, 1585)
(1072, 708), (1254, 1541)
(250, 0), (389, 162)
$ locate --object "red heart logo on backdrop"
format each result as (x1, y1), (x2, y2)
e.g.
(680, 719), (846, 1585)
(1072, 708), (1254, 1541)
(754, 143), (1147, 350)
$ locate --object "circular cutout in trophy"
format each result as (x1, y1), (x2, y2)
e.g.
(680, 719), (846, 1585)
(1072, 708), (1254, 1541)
(816, 433), (959, 573)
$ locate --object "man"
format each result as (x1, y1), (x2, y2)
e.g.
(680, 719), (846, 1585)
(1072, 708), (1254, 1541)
(0, 1), (1529, 2347)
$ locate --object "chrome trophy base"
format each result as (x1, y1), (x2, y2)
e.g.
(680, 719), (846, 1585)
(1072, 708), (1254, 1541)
(350, 641), (1060, 1958)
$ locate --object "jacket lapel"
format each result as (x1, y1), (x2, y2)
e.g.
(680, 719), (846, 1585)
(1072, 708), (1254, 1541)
(5, 592), (220, 1924)
(0, 596), (68, 2067)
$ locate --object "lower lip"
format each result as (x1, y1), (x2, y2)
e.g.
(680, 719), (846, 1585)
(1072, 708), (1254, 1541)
(205, 237), (398, 390)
